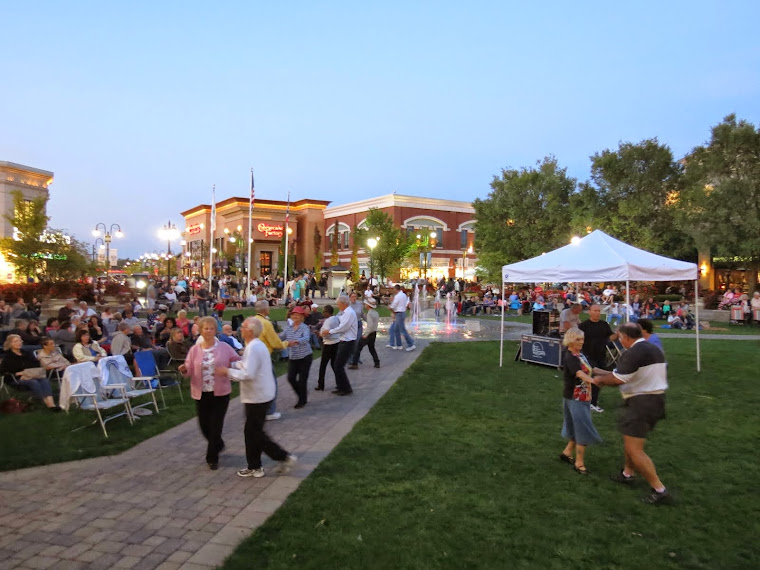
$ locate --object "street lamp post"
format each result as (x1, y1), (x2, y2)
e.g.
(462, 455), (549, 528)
(92, 223), (123, 274)
(367, 237), (379, 292)
(462, 245), (473, 280)
(158, 220), (180, 283)
(92, 238), (105, 266)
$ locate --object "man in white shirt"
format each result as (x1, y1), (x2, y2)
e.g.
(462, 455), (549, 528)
(389, 285), (415, 351)
(316, 305), (340, 391)
(77, 301), (97, 319)
(321, 295), (356, 395)
(219, 317), (296, 478)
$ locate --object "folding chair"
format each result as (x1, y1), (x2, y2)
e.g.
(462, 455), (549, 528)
(133, 351), (182, 408)
(61, 362), (133, 438)
(99, 355), (160, 415)
(606, 339), (625, 367)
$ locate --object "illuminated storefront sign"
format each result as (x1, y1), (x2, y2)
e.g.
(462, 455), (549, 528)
(256, 222), (284, 238)
(186, 223), (204, 235)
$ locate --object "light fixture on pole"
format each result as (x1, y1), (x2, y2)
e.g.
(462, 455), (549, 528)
(158, 220), (180, 282)
(367, 237), (379, 290)
(92, 238), (105, 265)
(92, 223), (123, 274)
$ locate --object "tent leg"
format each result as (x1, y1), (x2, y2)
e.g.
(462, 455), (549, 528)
(625, 280), (630, 323)
(695, 279), (701, 372)
(499, 282), (505, 367)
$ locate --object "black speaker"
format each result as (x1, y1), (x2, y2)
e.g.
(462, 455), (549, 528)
(231, 314), (244, 331)
(533, 310), (550, 336)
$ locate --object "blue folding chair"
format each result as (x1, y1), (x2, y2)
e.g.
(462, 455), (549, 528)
(133, 351), (183, 409)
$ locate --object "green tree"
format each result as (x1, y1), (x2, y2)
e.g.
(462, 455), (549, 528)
(43, 232), (93, 280)
(589, 138), (691, 257)
(473, 156), (575, 282)
(676, 114), (760, 288)
(349, 224), (365, 282)
(0, 190), (50, 278)
(313, 227), (322, 280)
(362, 208), (411, 283)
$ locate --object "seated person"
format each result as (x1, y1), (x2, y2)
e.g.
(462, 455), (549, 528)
(72, 329), (107, 363)
(87, 315), (104, 342)
(45, 317), (60, 335)
(166, 327), (190, 362)
(219, 324), (243, 352)
(155, 317), (176, 347)
(19, 319), (43, 351)
(0, 334), (60, 410)
(130, 324), (171, 369)
(110, 322), (134, 366)
(122, 309), (140, 327)
(175, 310), (191, 337)
(667, 311), (684, 329)
(37, 336), (71, 373)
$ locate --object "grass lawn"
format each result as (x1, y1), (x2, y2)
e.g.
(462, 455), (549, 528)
(223, 338), (760, 569)
(0, 354), (308, 472)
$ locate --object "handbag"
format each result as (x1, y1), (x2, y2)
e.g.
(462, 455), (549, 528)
(19, 367), (46, 381)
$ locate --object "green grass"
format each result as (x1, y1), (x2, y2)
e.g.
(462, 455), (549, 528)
(0, 355), (305, 472)
(223, 339), (760, 569)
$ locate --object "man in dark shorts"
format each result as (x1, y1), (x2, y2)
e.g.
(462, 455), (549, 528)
(578, 304), (618, 413)
(589, 323), (671, 505)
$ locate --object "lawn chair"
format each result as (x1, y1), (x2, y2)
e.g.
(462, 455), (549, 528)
(606, 339), (625, 367)
(60, 362), (133, 438)
(98, 355), (160, 415)
(730, 305), (745, 325)
(133, 351), (181, 409)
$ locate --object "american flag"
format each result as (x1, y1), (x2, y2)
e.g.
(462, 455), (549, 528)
(285, 191), (290, 224)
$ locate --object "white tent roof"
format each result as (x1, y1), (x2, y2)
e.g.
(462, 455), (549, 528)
(501, 230), (697, 283)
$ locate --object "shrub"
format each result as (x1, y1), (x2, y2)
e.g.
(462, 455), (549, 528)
(702, 290), (721, 310)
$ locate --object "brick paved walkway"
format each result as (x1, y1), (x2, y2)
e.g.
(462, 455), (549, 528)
(0, 340), (433, 570)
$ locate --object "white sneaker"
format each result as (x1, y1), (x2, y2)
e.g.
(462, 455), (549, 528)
(385, 344), (394, 348)
(237, 468), (265, 478)
(275, 454), (297, 475)
(265, 412), (282, 421)
(394, 346), (404, 351)
(405, 345), (416, 352)
(590, 405), (604, 413)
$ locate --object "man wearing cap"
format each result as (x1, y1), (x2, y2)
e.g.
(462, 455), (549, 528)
(559, 301), (583, 333)
(321, 294), (356, 395)
(349, 296), (380, 369)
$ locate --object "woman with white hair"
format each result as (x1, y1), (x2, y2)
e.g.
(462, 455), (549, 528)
(559, 327), (602, 475)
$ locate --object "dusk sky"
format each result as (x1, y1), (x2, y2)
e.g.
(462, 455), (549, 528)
(2, 1), (758, 258)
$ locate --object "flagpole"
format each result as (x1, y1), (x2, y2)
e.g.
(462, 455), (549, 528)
(283, 190), (290, 289)
(247, 169), (254, 297)
(209, 184), (216, 283)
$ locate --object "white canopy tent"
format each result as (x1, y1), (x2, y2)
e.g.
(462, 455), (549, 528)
(499, 230), (701, 370)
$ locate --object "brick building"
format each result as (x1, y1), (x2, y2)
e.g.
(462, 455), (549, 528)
(323, 193), (477, 281)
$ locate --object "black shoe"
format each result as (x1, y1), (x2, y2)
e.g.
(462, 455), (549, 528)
(331, 389), (342, 394)
(374, 363), (380, 368)
(294, 402), (306, 409)
(220, 440), (226, 453)
(641, 488), (673, 505)
(208, 463), (218, 470)
(49, 406), (62, 412)
(609, 470), (636, 486)
(315, 386), (324, 391)
(336, 390), (353, 396)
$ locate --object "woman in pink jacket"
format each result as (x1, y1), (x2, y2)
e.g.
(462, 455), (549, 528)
(179, 316), (240, 470)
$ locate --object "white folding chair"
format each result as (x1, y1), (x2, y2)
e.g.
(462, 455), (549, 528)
(98, 355), (160, 415)
(61, 362), (133, 438)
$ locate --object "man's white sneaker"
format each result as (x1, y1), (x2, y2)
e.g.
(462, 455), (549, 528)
(275, 454), (297, 475)
(385, 344), (394, 348)
(590, 405), (604, 413)
(405, 345), (416, 352)
(265, 412), (282, 421)
(237, 468), (265, 478)
(394, 346), (403, 351)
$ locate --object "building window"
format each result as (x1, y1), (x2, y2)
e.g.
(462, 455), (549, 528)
(461, 230), (468, 249)
(435, 228), (443, 248)
(343, 231), (349, 250)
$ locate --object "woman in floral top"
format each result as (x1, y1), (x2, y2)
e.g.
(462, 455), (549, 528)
(559, 327), (602, 475)
(179, 316), (240, 470)
(279, 306), (313, 409)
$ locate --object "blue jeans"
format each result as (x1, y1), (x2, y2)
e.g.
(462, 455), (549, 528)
(267, 361), (278, 415)
(393, 312), (414, 348)
(388, 321), (396, 347)
(607, 314), (623, 326)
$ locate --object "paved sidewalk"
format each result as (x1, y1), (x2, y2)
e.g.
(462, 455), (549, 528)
(0, 341), (429, 570)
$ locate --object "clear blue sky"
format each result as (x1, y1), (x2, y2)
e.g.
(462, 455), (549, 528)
(2, 1), (758, 258)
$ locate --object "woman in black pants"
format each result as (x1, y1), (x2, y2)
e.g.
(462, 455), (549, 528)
(279, 306), (313, 408)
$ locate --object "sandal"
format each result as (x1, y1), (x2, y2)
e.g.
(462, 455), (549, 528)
(574, 465), (589, 475)
(559, 453), (573, 465)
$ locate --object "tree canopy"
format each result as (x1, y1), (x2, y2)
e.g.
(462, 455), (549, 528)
(361, 208), (411, 283)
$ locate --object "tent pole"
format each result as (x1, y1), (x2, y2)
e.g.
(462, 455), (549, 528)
(625, 280), (630, 323)
(695, 279), (701, 372)
(499, 280), (505, 367)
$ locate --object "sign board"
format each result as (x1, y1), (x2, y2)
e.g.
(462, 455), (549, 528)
(109, 249), (118, 268)
(255, 222), (284, 239)
(520, 334), (562, 368)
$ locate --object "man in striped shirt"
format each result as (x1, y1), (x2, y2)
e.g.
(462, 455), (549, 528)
(589, 323), (671, 505)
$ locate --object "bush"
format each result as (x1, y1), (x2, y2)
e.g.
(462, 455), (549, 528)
(702, 290), (722, 310)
